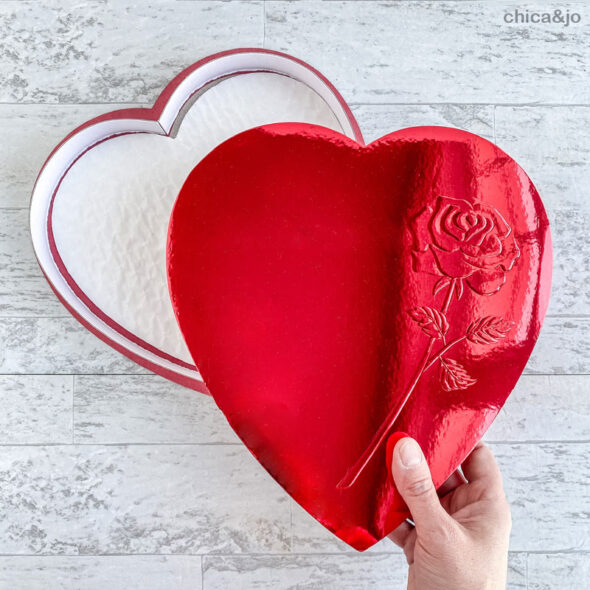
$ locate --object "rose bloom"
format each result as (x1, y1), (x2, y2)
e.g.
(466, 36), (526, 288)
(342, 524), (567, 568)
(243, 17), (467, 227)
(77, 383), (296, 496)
(411, 196), (520, 295)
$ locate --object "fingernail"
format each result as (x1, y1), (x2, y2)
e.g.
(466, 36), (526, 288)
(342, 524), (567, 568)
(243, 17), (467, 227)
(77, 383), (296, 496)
(398, 438), (423, 468)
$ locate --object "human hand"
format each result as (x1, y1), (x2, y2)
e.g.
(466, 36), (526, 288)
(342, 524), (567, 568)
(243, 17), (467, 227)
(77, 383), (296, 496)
(389, 438), (511, 590)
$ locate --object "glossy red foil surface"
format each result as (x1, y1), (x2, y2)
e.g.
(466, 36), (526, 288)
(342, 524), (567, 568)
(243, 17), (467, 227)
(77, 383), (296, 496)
(167, 124), (552, 550)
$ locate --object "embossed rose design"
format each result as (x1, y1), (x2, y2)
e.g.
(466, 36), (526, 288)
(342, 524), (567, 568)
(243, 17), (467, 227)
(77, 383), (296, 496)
(338, 194), (519, 489)
(412, 195), (520, 295)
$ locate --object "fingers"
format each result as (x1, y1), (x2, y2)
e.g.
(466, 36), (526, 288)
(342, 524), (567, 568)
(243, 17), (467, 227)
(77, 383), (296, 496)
(438, 468), (467, 498)
(461, 442), (504, 493)
(388, 521), (417, 565)
(391, 437), (452, 535)
(388, 520), (413, 547)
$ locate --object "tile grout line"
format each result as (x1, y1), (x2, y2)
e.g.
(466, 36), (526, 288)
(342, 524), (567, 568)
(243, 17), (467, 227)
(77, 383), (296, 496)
(349, 102), (590, 108)
(1, 102), (590, 107)
(493, 104), (497, 145)
(289, 500), (294, 552)
(71, 374), (75, 445)
(0, 550), (588, 558)
(0, 440), (587, 448)
(262, 0), (266, 48)
(0, 442), (244, 447)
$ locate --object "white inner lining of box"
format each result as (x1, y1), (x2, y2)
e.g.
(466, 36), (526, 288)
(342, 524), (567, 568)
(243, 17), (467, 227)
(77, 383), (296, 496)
(50, 73), (344, 365)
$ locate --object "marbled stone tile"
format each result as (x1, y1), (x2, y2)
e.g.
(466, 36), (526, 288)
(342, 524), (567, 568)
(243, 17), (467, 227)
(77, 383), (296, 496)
(495, 106), (590, 315)
(0, 555), (201, 590)
(528, 553), (590, 590)
(486, 375), (590, 442)
(0, 0), (263, 103)
(74, 375), (238, 444)
(0, 317), (146, 374)
(290, 499), (356, 553)
(0, 104), (139, 208)
(544, 207), (590, 316)
(495, 107), (590, 213)
(203, 553), (409, 589)
(265, 1), (589, 105)
(525, 316), (590, 375)
(291, 443), (590, 553)
(0, 444), (290, 554)
(506, 553), (528, 590)
(202, 552), (527, 590)
(490, 443), (590, 552)
(0, 209), (64, 316)
(351, 104), (494, 143)
(524, 316), (590, 375)
(0, 375), (72, 444)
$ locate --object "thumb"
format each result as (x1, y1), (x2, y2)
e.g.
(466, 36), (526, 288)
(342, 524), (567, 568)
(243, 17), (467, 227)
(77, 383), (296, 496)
(391, 437), (450, 534)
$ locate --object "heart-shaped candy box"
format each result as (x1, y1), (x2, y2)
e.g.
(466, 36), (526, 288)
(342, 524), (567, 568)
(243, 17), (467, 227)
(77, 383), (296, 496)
(31, 49), (551, 552)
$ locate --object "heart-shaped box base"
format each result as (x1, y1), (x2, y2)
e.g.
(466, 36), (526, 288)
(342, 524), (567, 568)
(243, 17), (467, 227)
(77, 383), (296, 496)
(31, 49), (363, 391)
(168, 123), (552, 550)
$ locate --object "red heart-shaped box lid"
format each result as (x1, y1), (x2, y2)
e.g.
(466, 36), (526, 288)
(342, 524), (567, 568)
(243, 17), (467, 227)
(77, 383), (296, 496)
(167, 123), (552, 550)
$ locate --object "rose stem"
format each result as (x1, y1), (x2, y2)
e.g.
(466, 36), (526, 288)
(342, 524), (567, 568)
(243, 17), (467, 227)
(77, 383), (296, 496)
(424, 335), (467, 372)
(337, 279), (457, 489)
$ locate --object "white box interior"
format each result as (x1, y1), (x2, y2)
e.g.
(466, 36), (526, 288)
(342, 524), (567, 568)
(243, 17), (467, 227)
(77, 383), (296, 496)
(51, 73), (343, 365)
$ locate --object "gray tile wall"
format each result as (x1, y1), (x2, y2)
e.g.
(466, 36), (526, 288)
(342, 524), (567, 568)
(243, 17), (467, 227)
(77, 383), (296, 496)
(0, 1), (587, 588)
